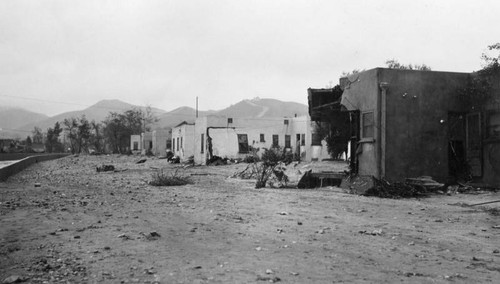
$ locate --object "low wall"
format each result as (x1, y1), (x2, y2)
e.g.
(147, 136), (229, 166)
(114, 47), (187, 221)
(0, 154), (69, 182)
(0, 153), (53, 162)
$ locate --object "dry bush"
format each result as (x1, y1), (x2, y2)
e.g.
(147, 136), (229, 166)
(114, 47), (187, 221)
(149, 168), (192, 186)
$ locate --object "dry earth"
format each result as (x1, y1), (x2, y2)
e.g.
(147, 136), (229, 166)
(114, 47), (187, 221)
(1, 155), (499, 283)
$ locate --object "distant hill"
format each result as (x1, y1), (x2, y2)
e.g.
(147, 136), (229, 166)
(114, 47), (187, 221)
(5, 97), (308, 137)
(0, 108), (49, 138)
(16, 99), (167, 132)
(156, 107), (216, 129)
(216, 98), (308, 118)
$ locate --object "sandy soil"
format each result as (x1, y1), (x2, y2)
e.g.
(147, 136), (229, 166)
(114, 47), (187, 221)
(1, 155), (499, 283)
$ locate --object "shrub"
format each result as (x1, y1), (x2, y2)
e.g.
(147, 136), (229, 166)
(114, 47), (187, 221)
(255, 147), (290, 188)
(149, 168), (192, 186)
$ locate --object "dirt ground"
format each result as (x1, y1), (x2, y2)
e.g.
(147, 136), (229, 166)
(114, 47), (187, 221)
(1, 155), (499, 283)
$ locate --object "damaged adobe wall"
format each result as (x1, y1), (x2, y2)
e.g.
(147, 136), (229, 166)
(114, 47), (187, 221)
(340, 69), (380, 177)
(481, 69), (500, 186)
(381, 69), (469, 182)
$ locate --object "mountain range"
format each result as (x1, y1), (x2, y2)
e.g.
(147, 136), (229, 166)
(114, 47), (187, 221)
(0, 98), (308, 139)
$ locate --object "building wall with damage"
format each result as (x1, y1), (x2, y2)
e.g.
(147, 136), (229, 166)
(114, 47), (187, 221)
(381, 69), (469, 182)
(139, 129), (171, 156)
(193, 115), (321, 165)
(481, 69), (500, 186)
(338, 68), (499, 186)
(151, 129), (171, 157)
(130, 135), (141, 152)
(341, 69), (380, 177)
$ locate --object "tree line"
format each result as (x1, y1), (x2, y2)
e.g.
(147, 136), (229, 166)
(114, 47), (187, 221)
(24, 106), (158, 154)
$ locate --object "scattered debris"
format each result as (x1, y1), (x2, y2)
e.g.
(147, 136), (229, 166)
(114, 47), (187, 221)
(96, 165), (115, 172)
(117, 234), (131, 240)
(316, 227), (331, 234)
(359, 229), (383, 236)
(257, 276), (281, 282)
(364, 178), (430, 198)
(207, 156), (227, 166)
(405, 176), (444, 190)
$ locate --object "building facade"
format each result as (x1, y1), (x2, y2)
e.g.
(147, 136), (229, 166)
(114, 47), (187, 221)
(309, 68), (500, 186)
(171, 122), (195, 162)
(191, 115), (329, 165)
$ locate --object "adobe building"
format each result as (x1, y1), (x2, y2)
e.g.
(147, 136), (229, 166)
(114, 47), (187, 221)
(309, 68), (500, 186)
(192, 115), (329, 165)
(171, 121), (195, 162)
(137, 129), (172, 156)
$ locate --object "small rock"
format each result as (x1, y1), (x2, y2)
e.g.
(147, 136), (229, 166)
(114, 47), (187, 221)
(104, 246), (111, 250)
(297, 221), (303, 225)
(290, 272), (299, 276)
(3, 275), (28, 283)
(255, 247), (262, 251)
(277, 212), (288, 215)
(73, 235), (81, 239)
(408, 242), (415, 246)
(493, 249), (499, 254)
(34, 183), (41, 188)
(265, 269), (273, 274)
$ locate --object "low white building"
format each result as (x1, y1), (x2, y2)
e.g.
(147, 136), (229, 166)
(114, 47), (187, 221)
(130, 129), (172, 156)
(189, 115), (330, 165)
(171, 121), (195, 162)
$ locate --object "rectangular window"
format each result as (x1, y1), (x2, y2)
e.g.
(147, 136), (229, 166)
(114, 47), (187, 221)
(201, 134), (204, 153)
(176, 137), (179, 151)
(285, 135), (291, 148)
(301, 134), (306, 146)
(172, 139), (175, 151)
(260, 133), (265, 142)
(180, 137), (183, 149)
(272, 135), (279, 147)
(228, 118), (233, 124)
(362, 112), (374, 138)
(237, 134), (249, 153)
(284, 119), (289, 125)
(166, 139), (172, 150)
(133, 141), (138, 150)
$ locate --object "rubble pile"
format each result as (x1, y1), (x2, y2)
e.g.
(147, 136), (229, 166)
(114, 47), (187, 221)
(364, 178), (431, 198)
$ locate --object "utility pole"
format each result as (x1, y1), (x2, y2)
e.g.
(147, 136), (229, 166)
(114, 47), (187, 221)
(196, 97), (199, 118)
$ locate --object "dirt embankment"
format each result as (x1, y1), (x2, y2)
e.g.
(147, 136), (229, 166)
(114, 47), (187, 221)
(1, 155), (499, 283)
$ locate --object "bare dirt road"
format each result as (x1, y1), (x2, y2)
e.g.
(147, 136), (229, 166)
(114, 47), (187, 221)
(1, 155), (499, 283)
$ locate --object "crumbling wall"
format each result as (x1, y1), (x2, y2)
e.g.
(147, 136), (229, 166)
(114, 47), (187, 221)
(381, 69), (469, 182)
(341, 69), (380, 177)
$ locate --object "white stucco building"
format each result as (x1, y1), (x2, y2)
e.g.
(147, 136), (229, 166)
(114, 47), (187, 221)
(171, 121), (195, 162)
(187, 115), (330, 165)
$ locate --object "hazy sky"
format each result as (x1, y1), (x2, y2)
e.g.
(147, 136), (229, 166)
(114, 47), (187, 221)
(0, 0), (499, 116)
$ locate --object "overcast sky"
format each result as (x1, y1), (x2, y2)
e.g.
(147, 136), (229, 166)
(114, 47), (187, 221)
(0, 0), (499, 116)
